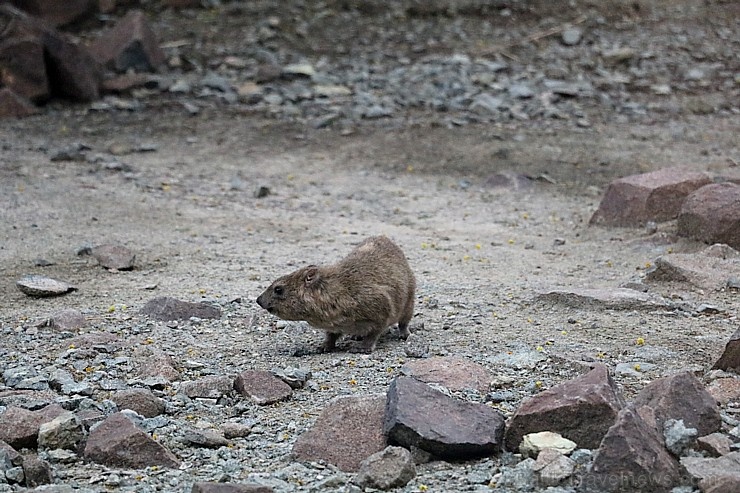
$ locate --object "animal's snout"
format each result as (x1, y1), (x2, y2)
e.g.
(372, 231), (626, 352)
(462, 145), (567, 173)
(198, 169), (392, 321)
(256, 294), (272, 312)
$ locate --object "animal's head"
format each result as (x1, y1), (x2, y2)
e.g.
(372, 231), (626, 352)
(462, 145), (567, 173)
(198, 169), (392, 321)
(256, 265), (321, 320)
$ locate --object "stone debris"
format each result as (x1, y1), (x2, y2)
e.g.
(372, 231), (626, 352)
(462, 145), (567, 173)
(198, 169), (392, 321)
(400, 355), (492, 393)
(581, 406), (684, 493)
(234, 370), (292, 405)
(110, 388), (166, 418)
(90, 244), (136, 270)
(191, 482), (275, 493)
(88, 9), (166, 73)
(384, 376), (505, 459)
(354, 445), (416, 490)
(505, 364), (625, 450)
(83, 412), (180, 468)
(139, 296), (222, 321)
(631, 371), (721, 437)
(590, 167), (712, 227)
(16, 275), (77, 297)
(519, 431), (577, 458)
(678, 183), (740, 249)
(292, 394), (386, 472)
(536, 287), (669, 311)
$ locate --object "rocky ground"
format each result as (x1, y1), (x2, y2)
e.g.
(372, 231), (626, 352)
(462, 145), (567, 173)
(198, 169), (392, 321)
(1, 0), (739, 492)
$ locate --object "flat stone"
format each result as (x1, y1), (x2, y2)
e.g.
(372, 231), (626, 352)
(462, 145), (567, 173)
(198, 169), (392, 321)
(0, 404), (66, 449)
(590, 167), (712, 227)
(631, 371), (721, 437)
(712, 329), (740, 372)
(681, 452), (740, 491)
(384, 376), (505, 459)
(0, 87), (39, 118)
(180, 376), (235, 399)
(536, 287), (668, 311)
(400, 356), (491, 393)
(234, 370), (292, 405)
(110, 388), (166, 418)
(16, 275), (76, 297)
(83, 412), (180, 468)
(678, 183), (740, 249)
(182, 428), (229, 448)
(697, 432), (734, 457)
(140, 296), (221, 321)
(292, 394), (386, 472)
(354, 446), (416, 490)
(88, 9), (166, 73)
(221, 422), (252, 439)
(191, 482), (274, 493)
(532, 448), (576, 487)
(647, 244), (740, 291)
(582, 406), (683, 493)
(91, 244), (136, 270)
(519, 431), (577, 458)
(505, 365), (625, 451)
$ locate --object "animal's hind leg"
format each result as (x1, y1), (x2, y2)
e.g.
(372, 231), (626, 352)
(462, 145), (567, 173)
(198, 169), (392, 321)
(397, 290), (415, 339)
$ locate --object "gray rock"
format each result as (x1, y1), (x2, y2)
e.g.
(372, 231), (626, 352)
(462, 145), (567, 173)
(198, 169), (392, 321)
(681, 451), (740, 492)
(663, 418), (698, 456)
(16, 275), (76, 297)
(47, 309), (86, 331)
(648, 244), (740, 291)
(83, 412), (180, 468)
(180, 376), (235, 399)
(270, 367), (311, 389)
(404, 332), (430, 359)
(139, 296), (221, 321)
(581, 406), (683, 493)
(400, 356), (492, 393)
(497, 458), (536, 491)
(519, 431), (577, 458)
(696, 432), (734, 457)
(509, 83), (534, 99)
(0, 441), (22, 470)
(354, 446), (416, 490)
(5, 466), (24, 484)
(221, 422), (253, 439)
(182, 428), (229, 448)
(469, 93), (504, 114)
(90, 244), (136, 270)
(191, 483), (274, 493)
(234, 370), (292, 405)
(0, 405), (66, 449)
(561, 27), (583, 46)
(505, 365), (625, 451)
(532, 448), (576, 487)
(37, 411), (85, 451)
(110, 388), (166, 418)
(384, 376), (505, 459)
(536, 287), (669, 311)
(292, 394), (386, 472)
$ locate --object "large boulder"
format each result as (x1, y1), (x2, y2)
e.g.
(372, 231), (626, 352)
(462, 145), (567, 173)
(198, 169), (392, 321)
(677, 183), (740, 249)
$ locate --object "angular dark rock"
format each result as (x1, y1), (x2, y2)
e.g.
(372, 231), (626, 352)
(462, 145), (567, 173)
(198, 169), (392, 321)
(631, 371), (721, 437)
(140, 296), (221, 321)
(712, 329), (740, 372)
(697, 433), (734, 457)
(401, 356), (491, 393)
(83, 412), (180, 468)
(681, 451), (740, 493)
(110, 388), (166, 418)
(647, 244), (740, 291)
(22, 455), (53, 487)
(0, 439), (23, 467)
(0, 11), (49, 101)
(0, 88), (40, 118)
(384, 376), (505, 459)
(505, 364), (625, 451)
(678, 183), (740, 249)
(536, 287), (668, 311)
(9, 0), (97, 27)
(580, 406), (684, 493)
(590, 167), (712, 227)
(16, 275), (76, 297)
(0, 404), (66, 449)
(91, 244), (136, 270)
(292, 394), (386, 472)
(88, 9), (165, 73)
(234, 370), (292, 405)
(354, 446), (416, 490)
(180, 376), (235, 399)
(191, 482), (274, 493)
(40, 26), (101, 101)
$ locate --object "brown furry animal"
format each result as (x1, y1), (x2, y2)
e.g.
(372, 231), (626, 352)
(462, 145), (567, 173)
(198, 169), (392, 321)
(256, 235), (416, 353)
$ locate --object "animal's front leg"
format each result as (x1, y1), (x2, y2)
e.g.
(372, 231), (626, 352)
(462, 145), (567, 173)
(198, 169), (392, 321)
(322, 331), (340, 352)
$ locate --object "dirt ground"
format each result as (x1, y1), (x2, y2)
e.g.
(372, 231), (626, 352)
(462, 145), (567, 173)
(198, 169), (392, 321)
(0, 0), (739, 491)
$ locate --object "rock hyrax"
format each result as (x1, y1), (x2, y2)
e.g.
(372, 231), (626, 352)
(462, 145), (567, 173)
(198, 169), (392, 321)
(256, 235), (416, 353)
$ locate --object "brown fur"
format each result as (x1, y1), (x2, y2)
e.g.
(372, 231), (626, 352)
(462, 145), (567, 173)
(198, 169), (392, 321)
(256, 235), (416, 353)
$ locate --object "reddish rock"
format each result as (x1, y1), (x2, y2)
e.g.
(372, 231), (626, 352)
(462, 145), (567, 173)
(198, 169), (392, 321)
(0, 27), (49, 101)
(111, 388), (166, 418)
(678, 183), (740, 249)
(504, 364), (625, 451)
(401, 356), (492, 393)
(354, 446), (416, 490)
(9, 0), (97, 27)
(180, 376), (235, 399)
(234, 370), (292, 405)
(0, 440), (22, 466)
(631, 371), (721, 437)
(384, 376), (505, 459)
(700, 474), (740, 493)
(83, 412), (180, 468)
(91, 244), (135, 270)
(706, 377), (740, 405)
(292, 394), (386, 472)
(102, 72), (159, 93)
(682, 452), (740, 493)
(697, 432), (734, 457)
(713, 330), (740, 373)
(581, 406), (684, 493)
(88, 9), (165, 73)
(22, 454), (53, 487)
(140, 296), (221, 321)
(0, 88), (40, 118)
(47, 308), (87, 331)
(647, 244), (740, 291)
(163, 0), (202, 7)
(191, 483), (274, 493)
(0, 404), (66, 449)
(590, 167), (712, 227)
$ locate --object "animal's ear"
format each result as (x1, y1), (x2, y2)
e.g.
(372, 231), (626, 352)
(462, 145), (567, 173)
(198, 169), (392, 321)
(304, 265), (319, 286)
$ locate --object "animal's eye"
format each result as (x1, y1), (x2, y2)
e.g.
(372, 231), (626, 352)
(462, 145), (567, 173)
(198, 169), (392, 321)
(274, 286), (284, 296)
